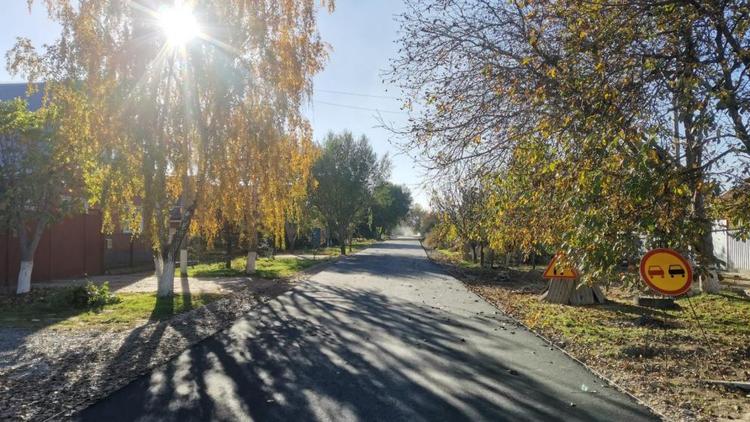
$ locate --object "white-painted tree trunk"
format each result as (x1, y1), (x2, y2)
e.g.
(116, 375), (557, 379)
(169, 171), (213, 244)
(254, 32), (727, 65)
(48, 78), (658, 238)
(154, 255), (164, 278)
(15, 218), (46, 295)
(180, 248), (188, 277)
(700, 270), (721, 294)
(246, 251), (257, 274)
(158, 255), (176, 297)
(16, 261), (33, 294)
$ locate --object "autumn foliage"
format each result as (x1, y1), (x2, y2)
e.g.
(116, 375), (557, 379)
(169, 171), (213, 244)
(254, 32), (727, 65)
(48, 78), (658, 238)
(8, 0), (334, 295)
(391, 0), (750, 293)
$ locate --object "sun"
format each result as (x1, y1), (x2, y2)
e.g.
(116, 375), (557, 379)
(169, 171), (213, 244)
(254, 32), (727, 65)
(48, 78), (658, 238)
(158, 2), (200, 47)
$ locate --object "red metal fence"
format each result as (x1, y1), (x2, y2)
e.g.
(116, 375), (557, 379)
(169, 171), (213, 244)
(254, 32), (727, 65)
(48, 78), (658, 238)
(1, 212), (104, 292)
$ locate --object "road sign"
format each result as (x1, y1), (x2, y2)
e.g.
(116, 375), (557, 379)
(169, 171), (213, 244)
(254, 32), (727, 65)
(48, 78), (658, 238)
(543, 253), (578, 279)
(639, 248), (692, 296)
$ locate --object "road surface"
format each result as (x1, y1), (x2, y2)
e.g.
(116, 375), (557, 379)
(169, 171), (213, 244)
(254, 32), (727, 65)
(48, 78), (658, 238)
(77, 239), (658, 421)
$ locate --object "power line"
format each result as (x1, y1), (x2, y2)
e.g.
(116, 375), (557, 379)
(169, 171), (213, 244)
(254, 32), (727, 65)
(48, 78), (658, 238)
(313, 100), (408, 115)
(316, 88), (401, 100)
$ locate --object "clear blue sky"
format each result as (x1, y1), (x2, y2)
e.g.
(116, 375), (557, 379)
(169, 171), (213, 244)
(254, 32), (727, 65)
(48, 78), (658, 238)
(0, 0), (428, 207)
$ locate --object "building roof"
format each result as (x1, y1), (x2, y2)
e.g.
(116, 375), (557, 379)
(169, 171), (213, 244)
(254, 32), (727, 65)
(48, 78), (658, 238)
(0, 82), (45, 111)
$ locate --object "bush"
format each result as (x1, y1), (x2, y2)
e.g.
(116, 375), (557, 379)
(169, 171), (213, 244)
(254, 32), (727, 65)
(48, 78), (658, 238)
(67, 282), (121, 310)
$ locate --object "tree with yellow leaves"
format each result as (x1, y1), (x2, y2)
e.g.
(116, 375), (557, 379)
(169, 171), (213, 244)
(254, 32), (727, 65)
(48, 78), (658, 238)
(391, 0), (750, 303)
(10, 0), (332, 296)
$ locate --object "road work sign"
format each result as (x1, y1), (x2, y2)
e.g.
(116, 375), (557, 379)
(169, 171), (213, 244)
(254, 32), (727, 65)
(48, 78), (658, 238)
(543, 253), (578, 279)
(639, 248), (692, 296)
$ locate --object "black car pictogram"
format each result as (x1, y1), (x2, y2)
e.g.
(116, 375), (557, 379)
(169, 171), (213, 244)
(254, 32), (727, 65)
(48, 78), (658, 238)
(668, 265), (685, 278)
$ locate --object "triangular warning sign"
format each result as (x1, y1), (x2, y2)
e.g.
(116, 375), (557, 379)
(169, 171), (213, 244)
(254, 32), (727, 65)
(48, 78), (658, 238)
(543, 254), (578, 279)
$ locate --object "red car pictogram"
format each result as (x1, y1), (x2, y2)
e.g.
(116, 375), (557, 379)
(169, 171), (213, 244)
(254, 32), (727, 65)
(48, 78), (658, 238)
(647, 266), (664, 278)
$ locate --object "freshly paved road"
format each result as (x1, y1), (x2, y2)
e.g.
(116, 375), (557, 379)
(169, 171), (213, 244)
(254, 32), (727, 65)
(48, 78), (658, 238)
(78, 239), (658, 422)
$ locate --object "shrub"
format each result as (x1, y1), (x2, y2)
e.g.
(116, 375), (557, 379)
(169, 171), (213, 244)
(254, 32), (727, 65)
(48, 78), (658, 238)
(67, 282), (121, 310)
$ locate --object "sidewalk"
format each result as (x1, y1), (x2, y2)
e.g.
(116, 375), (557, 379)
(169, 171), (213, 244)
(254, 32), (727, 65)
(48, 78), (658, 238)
(721, 271), (750, 289)
(35, 272), (263, 294)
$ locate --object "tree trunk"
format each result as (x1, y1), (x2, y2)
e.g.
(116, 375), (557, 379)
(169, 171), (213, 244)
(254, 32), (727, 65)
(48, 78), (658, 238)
(154, 254), (164, 278)
(697, 218), (721, 293)
(156, 202), (196, 297)
(338, 225), (348, 255)
(158, 253), (176, 297)
(540, 279), (575, 304)
(246, 251), (257, 274)
(480, 244), (485, 268)
(285, 221), (297, 251)
(700, 269), (721, 294)
(540, 280), (606, 305)
(16, 218), (46, 294)
(180, 248), (188, 277)
(679, 24), (720, 295)
(246, 221), (258, 275)
(225, 230), (233, 270)
(129, 237), (135, 268)
(17, 261), (33, 295)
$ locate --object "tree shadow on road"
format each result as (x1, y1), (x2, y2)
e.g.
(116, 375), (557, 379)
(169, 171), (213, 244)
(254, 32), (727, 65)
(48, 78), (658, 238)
(77, 283), (657, 422)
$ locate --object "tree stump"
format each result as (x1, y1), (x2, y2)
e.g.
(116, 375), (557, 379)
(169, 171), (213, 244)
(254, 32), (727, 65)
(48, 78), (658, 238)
(540, 279), (606, 305)
(539, 278), (575, 304)
(700, 270), (721, 293)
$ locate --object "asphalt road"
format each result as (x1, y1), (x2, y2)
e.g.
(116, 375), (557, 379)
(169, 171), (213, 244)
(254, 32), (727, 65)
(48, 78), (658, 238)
(77, 239), (659, 422)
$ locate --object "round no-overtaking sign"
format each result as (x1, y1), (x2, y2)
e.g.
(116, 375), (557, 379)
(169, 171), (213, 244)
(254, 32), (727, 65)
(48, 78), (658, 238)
(639, 248), (692, 296)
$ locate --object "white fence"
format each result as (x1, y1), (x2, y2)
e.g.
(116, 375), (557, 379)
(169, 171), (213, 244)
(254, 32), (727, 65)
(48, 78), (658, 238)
(713, 220), (750, 272)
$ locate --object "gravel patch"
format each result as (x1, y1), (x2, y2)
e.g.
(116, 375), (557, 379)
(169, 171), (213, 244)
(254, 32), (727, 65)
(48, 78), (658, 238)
(0, 280), (292, 421)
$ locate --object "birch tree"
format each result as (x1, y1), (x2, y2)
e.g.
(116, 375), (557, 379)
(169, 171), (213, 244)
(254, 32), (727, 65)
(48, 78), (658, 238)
(10, 0), (332, 296)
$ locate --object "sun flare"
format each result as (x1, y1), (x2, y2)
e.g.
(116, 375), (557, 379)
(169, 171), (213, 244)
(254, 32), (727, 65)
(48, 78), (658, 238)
(158, 2), (200, 47)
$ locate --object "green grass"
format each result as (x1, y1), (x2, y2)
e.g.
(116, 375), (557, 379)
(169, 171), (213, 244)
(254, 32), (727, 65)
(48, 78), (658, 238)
(433, 247), (750, 354)
(433, 247), (750, 419)
(296, 239), (376, 257)
(436, 248), (485, 270)
(188, 240), (376, 278)
(512, 285), (750, 349)
(0, 289), (223, 329)
(187, 256), (325, 278)
(255, 257), (322, 278)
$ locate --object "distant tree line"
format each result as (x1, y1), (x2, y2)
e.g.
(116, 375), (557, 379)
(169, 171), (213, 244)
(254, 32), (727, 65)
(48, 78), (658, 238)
(312, 131), (412, 254)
